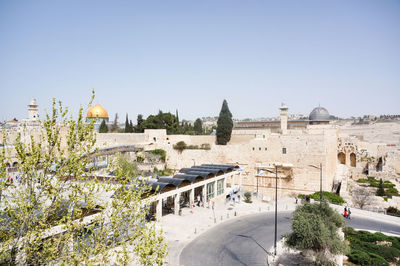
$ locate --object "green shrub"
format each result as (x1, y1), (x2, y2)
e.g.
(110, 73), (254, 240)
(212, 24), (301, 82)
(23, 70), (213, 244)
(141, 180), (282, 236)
(186, 145), (199, 149)
(345, 228), (400, 264)
(173, 141), (187, 153)
(348, 249), (372, 265)
(149, 149), (166, 162)
(136, 155), (145, 162)
(357, 178), (368, 183)
(308, 191), (346, 205)
(200, 143), (211, 150)
(369, 253), (389, 265)
(387, 206), (400, 216)
(243, 192), (252, 203)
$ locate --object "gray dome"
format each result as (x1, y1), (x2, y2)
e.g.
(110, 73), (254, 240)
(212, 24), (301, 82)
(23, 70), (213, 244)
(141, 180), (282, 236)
(309, 106), (330, 121)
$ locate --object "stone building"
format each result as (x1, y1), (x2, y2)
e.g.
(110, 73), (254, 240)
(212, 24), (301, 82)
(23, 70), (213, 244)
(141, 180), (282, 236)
(233, 104), (330, 133)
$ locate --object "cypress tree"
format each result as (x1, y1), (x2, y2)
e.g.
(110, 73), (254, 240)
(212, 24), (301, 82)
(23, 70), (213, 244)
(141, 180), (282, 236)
(129, 120), (134, 133)
(216, 99), (233, 145)
(124, 114), (130, 133)
(99, 120), (108, 133)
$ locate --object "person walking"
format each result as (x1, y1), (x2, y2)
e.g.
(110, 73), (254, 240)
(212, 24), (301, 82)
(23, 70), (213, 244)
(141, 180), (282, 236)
(344, 206), (348, 218)
(348, 208), (351, 219)
(295, 196), (298, 204)
(197, 194), (200, 207)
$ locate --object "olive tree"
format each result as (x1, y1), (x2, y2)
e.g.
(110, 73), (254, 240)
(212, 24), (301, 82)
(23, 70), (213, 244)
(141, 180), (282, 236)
(352, 186), (373, 210)
(285, 203), (348, 264)
(0, 93), (167, 265)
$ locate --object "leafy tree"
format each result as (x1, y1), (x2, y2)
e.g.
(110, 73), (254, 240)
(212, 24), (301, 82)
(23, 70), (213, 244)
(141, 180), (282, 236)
(134, 114), (144, 133)
(99, 119), (109, 133)
(193, 118), (203, 135)
(0, 94), (167, 265)
(216, 99), (233, 145)
(141, 111), (180, 134)
(376, 178), (385, 196)
(286, 203), (348, 263)
(113, 154), (138, 180)
(352, 186), (373, 209)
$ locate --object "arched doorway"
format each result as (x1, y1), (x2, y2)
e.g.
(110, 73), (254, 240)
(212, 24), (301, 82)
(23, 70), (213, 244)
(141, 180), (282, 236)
(362, 163), (369, 175)
(338, 152), (346, 165)
(350, 153), (356, 167)
(376, 157), (383, 172)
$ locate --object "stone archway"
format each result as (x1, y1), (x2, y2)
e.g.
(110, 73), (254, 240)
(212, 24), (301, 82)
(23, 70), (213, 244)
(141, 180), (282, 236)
(350, 153), (356, 167)
(338, 152), (346, 165)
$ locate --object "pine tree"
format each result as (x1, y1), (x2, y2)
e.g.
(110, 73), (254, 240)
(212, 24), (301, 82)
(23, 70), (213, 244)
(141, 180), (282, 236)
(216, 99), (233, 145)
(124, 114), (130, 133)
(129, 120), (134, 133)
(376, 178), (385, 196)
(99, 119), (108, 133)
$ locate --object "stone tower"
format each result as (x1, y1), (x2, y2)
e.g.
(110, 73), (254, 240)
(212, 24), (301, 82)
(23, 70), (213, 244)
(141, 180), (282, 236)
(28, 99), (39, 121)
(280, 103), (288, 134)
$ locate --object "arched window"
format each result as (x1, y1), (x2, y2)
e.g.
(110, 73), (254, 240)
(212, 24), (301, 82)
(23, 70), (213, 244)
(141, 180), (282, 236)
(338, 152), (346, 164)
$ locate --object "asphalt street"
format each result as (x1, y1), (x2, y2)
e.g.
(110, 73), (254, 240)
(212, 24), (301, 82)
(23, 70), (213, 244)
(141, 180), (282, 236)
(180, 211), (400, 266)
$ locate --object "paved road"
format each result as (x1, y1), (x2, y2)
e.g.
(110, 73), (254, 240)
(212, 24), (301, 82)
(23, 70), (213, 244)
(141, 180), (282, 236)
(180, 211), (400, 266)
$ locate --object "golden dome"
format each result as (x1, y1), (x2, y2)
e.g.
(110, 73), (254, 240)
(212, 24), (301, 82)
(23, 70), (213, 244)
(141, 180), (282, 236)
(86, 104), (109, 118)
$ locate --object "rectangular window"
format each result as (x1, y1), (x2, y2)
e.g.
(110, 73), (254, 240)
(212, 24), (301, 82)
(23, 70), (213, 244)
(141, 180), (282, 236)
(282, 147), (287, 154)
(259, 147), (261, 151)
(217, 179), (224, 196)
(265, 147), (267, 151)
(207, 182), (215, 200)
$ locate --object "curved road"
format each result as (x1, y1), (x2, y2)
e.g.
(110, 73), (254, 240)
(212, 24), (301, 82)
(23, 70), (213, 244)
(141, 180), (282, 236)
(180, 212), (400, 266)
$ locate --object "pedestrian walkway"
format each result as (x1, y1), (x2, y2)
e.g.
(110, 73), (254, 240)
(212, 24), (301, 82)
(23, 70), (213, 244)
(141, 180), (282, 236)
(158, 195), (298, 265)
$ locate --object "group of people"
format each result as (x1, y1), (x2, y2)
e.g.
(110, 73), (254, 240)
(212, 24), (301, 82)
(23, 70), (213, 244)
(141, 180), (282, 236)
(344, 206), (351, 219)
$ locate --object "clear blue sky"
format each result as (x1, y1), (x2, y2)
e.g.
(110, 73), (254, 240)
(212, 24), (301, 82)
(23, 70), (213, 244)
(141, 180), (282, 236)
(1, 0), (399, 121)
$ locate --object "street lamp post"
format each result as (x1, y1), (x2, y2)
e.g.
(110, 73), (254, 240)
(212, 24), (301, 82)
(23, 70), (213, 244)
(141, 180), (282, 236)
(309, 163), (322, 202)
(265, 165), (279, 256)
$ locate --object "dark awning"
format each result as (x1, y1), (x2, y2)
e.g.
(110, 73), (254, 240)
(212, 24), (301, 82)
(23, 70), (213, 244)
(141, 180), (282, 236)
(144, 180), (176, 193)
(158, 177), (190, 187)
(201, 164), (239, 171)
(179, 169), (215, 178)
(173, 174), (204, 183)
(190, 167), (224, 176)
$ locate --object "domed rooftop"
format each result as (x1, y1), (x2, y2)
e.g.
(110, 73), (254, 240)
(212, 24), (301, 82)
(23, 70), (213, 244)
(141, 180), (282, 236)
(309, 106), (330, 121)
(87, 104), (109, 118)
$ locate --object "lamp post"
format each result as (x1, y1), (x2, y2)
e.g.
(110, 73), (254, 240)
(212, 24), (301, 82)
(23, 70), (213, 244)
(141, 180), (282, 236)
(309, 163), (322, 202)
(265, 165), (279, 256)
